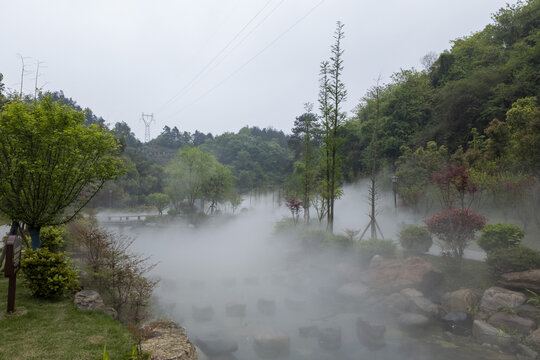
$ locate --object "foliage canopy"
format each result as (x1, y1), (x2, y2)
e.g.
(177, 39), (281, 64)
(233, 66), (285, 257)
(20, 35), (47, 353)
(0, 97), (124, 248)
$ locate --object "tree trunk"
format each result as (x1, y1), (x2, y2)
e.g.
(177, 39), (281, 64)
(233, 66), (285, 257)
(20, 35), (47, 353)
(29, 226), (41, 250)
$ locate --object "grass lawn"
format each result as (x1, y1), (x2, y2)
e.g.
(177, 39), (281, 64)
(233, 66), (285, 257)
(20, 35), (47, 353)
(0, 275), (135, 360)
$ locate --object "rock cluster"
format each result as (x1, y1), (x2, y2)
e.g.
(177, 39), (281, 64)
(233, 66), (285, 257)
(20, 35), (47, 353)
(74, 290), (117, 319)
(140, 319), (198, 360)
(366, 257), (540, 358)
(367, 256), (443, 294)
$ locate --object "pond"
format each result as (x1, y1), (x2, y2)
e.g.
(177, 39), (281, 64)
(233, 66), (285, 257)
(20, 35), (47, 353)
(120, 200), (516, 360)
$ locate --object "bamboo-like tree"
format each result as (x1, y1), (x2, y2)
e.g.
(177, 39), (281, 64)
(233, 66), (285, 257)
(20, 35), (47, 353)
(291, 103), (320, 223)
(359, 81), (385, 240)
(320, 21), (347, 233)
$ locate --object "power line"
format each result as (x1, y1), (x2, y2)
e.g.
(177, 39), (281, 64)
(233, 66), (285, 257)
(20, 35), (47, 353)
(159, 0), (287, 114)
(163, 0), (325, 120)
(155, 0), (275, 114)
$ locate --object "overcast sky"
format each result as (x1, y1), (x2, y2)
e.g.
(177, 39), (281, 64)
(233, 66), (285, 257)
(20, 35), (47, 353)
(1, 0), (511, 141)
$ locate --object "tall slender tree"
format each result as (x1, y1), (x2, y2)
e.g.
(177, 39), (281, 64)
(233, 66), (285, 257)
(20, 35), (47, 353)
(321, 21), (347, 233)
(360, 80), (385, 240)
(318, 61), (331, 226)
(291, 103), (320, 223)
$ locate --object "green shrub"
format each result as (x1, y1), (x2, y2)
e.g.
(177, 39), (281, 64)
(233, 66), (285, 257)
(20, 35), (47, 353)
(300, 229), (326, 248)
(477, 223), (525, 253)
(356, 238), (396, 263)
(324, 233), (352, 248)
(21, 248), (79, 298)
(486, 246), (540, 275)
(40, 225), (66, 253)
(274, 218), (296, 233)
(399, 225), (433, 253)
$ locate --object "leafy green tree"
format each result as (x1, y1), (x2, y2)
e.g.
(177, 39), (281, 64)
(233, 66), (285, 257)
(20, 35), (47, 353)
(227, 191), (243, 214)
(395, 141), (447, 212)
(113, 121), (142, 149)
(506, 97), (540, 173)
(202, 127), (290, 192)
(166, 147), (214, 210)
(165, 147), (233, 213)
(146, 193), (170, 215)
(201, 162), (234, 214)
(0, 73), (6, 108)
(0, 96), (124, 249)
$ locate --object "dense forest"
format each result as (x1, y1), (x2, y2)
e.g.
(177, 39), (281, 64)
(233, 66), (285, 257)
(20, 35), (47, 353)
(1, 0), (538, 225)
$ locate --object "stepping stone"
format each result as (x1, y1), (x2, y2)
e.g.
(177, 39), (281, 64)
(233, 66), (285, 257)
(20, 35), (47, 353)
(253, 331), (290, 359)
(195, 332), (238, 357)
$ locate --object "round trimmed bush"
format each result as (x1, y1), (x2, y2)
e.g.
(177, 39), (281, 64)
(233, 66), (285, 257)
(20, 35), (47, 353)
(21, 248), (79, 298)
(486, 246), (540, 275)
(399, 225), (433, 253)
(477, 223), (524, 253)
(356, 238), (396, 264)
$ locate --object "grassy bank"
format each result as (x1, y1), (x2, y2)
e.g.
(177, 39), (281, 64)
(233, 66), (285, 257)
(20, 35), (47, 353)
(0, 275), (135, 360)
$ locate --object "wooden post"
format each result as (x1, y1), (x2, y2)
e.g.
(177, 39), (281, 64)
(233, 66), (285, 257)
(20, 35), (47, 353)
(4, 235), (22, 313)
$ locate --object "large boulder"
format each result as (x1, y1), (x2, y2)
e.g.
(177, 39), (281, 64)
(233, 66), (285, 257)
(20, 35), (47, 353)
(441, 288), (482, 313)
(140, 319), (198, 360)
(441, 312), (472, 336)
(526, 328), (540, 348)
(479, 287), (527, 314)
(74, 290), (105, 311)
(384, 289), (440, 318)
(488, 312), (536, 336)
(499, 269), (540, 292)
(74, 290), (117, 319)
(407, 295), (441, 319)
(517, 304), (540, 321)
(253, 331), (290, 358)
(356, 317), (385, 351)
(383, 292), (411, 313)
(367, 257), (442, 293)
(472, 320), (514, 348)
(194, 332), (238, 357)
(396, 313), (430, 329)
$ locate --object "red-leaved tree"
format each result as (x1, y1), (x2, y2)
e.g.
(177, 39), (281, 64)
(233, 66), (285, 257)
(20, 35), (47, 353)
(431, 164), (479, 209)
(285, 197), (303, 224)
(425, 208), (487, 261)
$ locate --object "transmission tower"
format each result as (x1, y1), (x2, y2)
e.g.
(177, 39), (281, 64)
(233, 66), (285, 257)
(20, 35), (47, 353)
(141, 113), (155, 142)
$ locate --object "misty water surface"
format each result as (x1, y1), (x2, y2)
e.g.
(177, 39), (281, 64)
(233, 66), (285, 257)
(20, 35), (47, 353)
(113, 185), (508, 360)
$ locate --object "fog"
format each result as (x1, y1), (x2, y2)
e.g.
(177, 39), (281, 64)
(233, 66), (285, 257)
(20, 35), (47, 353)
(113, 183), (495, 360)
